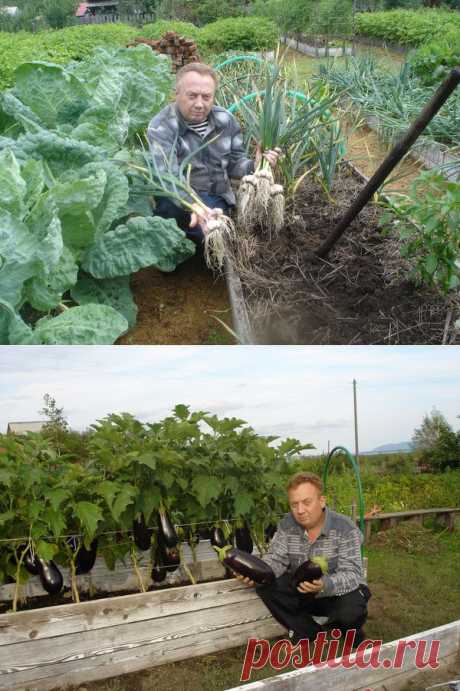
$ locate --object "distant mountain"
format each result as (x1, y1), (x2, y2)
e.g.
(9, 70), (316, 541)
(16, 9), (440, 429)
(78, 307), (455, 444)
(364, 442), (413, 455)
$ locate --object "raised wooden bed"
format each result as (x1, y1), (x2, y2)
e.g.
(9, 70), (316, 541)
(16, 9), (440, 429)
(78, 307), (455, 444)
(364, 507), (459, 542)
(0, 557), (283, 691)
(226, 619), (460, 691)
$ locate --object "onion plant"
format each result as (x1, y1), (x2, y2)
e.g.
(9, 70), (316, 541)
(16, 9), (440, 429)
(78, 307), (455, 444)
(126, 136), (235, 271)
(318, 56), (460, 149)
(234, 64), (338, 236)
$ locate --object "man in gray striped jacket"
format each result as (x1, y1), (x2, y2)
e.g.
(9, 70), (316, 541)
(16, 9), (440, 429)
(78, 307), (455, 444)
(236, 472), (370, 646)
(147, 62), (281, 244)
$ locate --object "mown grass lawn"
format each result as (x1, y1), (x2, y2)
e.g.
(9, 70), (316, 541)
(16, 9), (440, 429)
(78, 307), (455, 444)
(73, 524), (460, 691)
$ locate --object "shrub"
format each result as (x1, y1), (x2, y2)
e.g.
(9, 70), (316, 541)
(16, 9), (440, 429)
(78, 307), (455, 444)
(309, 0), (353, 37)
(0, 24), (138, 90)
(200, 16), (279, 53)
(250, 0), (313, 36)
(409, 29), (460, 85)
(140, 20), (202, 43)
(355, 9), (460, 46)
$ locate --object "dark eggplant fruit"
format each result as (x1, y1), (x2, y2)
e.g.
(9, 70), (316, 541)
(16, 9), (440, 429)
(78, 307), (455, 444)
(222, 548), (275, 585)
(133, 513), (153, 551)
(157, 533), (181, 573)
(210, 526), (230, 549)
(235, 524), (253, 553)
(158, 510), (178, 548)
(36, 558), (64, 595)
(292, 556), (328, 589)
(18, 544), (39, 575)
(151, 550), (167, 583)
(67, 537), (98, 575)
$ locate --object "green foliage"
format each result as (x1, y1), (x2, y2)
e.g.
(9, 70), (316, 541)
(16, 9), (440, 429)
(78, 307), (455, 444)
(383, 171), (460, 295)
(0, 407), (314, 589)
(39, 393), (70, 452)
(200, 17), (279, 53)
(309, 0), (353, 37)
(249, 0), (313, 36)
(318, 55), (460, 148)
(0, 24), (139, 91)
(41, 0), (77, 30)
(140, 20), (202, 43)
(0, 46), (195, 344)
(411, 408), (460, 472)
(355, 8), (460, 47)
(192, 0), (246, 26)
(409, 29), (460, 86)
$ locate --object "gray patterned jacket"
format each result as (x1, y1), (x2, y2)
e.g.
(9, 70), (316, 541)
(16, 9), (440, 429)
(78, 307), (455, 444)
(146, 103), (255, 207)
(262, 508), (367, 598)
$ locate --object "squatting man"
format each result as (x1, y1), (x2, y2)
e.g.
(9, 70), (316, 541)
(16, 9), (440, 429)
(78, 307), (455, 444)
(236, 472), (371, 646)
(147, 62), (282, 243)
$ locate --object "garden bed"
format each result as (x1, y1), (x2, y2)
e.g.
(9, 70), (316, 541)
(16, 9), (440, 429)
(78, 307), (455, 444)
(229, 162), (460, 345)
(0, 561), (282, 691)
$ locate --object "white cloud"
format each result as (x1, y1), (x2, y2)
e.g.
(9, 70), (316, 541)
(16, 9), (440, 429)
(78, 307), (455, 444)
(1, 346), (460, 453)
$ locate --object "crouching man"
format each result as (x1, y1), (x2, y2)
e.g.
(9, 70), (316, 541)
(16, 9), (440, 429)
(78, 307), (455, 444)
(147, 62), (280, 244)
(235, 472), (371, 647)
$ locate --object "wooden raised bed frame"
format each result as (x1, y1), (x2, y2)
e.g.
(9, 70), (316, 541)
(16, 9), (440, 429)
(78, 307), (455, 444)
(0, 558), (283, 691)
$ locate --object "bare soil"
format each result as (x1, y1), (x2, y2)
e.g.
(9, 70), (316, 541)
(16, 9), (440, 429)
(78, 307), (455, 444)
(233, 164), (459, 345)
(117, 251), (235, 345)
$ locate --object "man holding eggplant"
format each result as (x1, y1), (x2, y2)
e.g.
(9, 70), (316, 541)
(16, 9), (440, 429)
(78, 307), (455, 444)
(147, 62), (281, 244)
(234, 472), (371, 647)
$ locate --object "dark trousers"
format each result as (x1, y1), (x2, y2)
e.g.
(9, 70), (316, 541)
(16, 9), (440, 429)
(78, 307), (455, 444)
(153, 194), (230, 244)
(256, 573), (370, 641)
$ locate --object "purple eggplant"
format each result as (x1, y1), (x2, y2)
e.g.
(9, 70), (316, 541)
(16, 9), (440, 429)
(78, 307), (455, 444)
(18, 544), (39, 575)
(133, 513), (153, 551)
(235, 523), (253, 553)
(67, 537), (98, 574)
(211, 526), (230, 549)
(157, 533), (180, 572)
(215, 546), (275, 585)
(292, 556), (328, 589)
(36, 558), (63, 595)
(151, 550), (167, 583)
(158, 510), (178, 549)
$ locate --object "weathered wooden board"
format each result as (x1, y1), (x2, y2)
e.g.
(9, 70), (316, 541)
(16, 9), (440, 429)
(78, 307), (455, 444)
(226, 619), (460, 691)
(0, 576), (284, 691)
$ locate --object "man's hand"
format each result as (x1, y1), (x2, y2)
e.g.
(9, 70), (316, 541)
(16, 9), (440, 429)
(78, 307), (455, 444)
(189, 203), (223, 235)
(234, 572), (256, 587)
(255, 144), (282, 170)
(297, 578), (323, 595)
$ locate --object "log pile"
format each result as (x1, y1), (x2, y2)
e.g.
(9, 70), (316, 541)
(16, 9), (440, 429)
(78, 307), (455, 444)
(129, 32), (201, 72)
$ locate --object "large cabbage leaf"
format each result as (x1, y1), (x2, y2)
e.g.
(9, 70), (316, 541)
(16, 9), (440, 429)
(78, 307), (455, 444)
(7, 304), (128, 345)
(13, 62), (89, 130)
(71, 274), (137, 328)
(82, 216), (195, 278)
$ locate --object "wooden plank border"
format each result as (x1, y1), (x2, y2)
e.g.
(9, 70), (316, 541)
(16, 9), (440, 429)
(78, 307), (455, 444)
(226, 619), (460, 691)
(0, 574), (283, 690)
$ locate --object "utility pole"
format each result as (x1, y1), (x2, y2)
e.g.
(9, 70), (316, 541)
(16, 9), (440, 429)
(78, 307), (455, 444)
(353, 379), (360, 471)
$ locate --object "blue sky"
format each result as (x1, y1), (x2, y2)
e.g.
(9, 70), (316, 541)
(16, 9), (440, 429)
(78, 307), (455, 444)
(1, 346), (459, 453)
